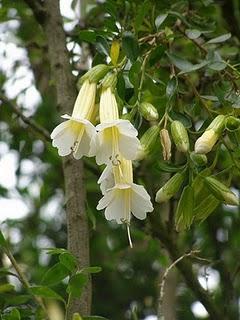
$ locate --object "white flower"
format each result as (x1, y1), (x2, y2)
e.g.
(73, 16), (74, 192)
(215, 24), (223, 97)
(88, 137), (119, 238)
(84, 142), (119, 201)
(50, 79), (97, 159)
(97, 183), (153, 224)
(51, 115), (97, 159)
(97, 162), (115, 194)
(95, 86), (140, 165)
(95, 120), (140, 165)
(97, 157), (153, 223)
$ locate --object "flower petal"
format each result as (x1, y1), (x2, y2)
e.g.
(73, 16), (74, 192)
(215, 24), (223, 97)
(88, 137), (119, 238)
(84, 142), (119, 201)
(52, 126), (77, 156)
(118, 133), (140, 160)
(131, 183), (153, 220)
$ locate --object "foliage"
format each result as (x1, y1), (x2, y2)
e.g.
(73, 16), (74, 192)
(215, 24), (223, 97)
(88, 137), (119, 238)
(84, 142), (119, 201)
(0, 0), (240, 319)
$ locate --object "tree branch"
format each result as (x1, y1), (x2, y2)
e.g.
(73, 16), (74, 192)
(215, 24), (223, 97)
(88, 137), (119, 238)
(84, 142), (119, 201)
(0, 93), (50, 141)
(24, 0), (92, 317)
(150, 214), (223, 320)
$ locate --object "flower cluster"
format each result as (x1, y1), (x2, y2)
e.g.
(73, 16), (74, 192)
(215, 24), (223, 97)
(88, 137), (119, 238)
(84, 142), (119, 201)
(51, 66), (153, 244)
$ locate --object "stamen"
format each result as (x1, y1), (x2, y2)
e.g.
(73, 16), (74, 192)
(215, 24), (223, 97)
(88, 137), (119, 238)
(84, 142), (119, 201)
(127, 224), (133, 248)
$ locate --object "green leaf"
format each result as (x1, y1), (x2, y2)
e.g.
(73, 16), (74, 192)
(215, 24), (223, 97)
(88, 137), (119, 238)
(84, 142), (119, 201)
(44, 247), (68, 255)
(96, 36), (109, 57)
(155, 13), (168, 29)
(185, 29), (202, 39)
(6, 308), (20, 320)
(156, 161), (186, 173)
(175, 185), (194, 231)
(166, 52), (208, 73)
(135, 1), (150, 31)
(67, 273), (88, 298)
(42, 262), (69, 286)
(122, 32), (139, 62)
(0, 283), (15, 293)
(149, 45), (165, 66)
(207, 33), (231, 44)
(83, 317), (109, 320)
(78, 30), (96, 43)
(166, 76), (178, 99)
(59, 253), (77, 272)
(169, 111), (192, 128)
(30, 286), (64, 302)
(81, 266), (102, 274)
(0, 230), (7, 247)
(129, 60), (141, 88)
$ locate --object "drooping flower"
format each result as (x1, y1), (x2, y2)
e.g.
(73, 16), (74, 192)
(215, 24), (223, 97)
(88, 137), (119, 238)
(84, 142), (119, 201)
(97, 157), (153, 224)
(51, 79), (97, 159)
(95, 86), (140, 165)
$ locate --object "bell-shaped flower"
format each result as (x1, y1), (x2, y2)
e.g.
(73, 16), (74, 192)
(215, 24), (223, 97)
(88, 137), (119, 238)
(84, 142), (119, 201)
(50, 79), (97, 159)
(97, 157), (153, 224)
(95, 87), (140, 165)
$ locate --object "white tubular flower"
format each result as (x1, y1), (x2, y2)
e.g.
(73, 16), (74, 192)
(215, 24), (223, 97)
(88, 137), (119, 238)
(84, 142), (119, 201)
(95, 87), (140, 165)
(50, 80), (97, 159)
(97, 158), (153, 224)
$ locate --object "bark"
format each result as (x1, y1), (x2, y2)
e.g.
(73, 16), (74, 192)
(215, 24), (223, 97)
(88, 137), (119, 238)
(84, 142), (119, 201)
(24, 0), (91, 317)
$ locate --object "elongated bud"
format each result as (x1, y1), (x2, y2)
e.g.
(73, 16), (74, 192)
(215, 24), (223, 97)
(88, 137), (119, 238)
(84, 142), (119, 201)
(205, 177), (239, 205)
(225, 116), (240, 131)
(72, 313), (82, 320)
(110, 40), (120, 66)
(155, 172), (185, 203)
(101, 72), (118, 89)
(175, 185), (194, 231)
(195, 115), (225, 154)
(136, 125), (160, 160)
(160, 129), (171, 161)
(171, 120), (189, 153)
(206, 115), (225, 133)
(81, 64), (110, 83)
(190, 151), (207, 166)
(139, 102), (159, 121)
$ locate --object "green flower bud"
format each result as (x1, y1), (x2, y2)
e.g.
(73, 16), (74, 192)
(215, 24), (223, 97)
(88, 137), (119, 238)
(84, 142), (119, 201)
(205, 177), (239, 206)
(206, 115), (225, 134)
(225, 116), (240, 131)
(160, 128), (171, 161)
(136, 125), (160, 160)
(72, 313), (82, 320)
(101, 71), (118, 89)
(195, 115), (225, 154)
(155, 172), (185, 203)
(81, 64), (110, 83)
(139, 102), (159, 121)
(171, 120), (189, 153)
(190, 151), (208, 166)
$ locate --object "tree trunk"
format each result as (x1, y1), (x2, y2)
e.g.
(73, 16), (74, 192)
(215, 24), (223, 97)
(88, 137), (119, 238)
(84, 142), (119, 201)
(24, 0), (92, 317)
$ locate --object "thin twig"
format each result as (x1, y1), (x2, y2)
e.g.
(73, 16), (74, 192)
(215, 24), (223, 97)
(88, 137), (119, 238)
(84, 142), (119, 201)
(158, 250), (209, 320)
(4, 247), (49, 318)
(0, 93), (51, 141)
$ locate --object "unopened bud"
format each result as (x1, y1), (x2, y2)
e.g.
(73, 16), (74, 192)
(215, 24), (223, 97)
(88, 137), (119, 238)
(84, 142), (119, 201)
(139, 102), (159, 121)
(205, 177), (239, 206)
(81, 64), (110, 83)
(72, 313), (82, 320)
(190, 151), (207, 166)
(110, 40), (120, 66)
(101, 72), (118, 89)
(225, 116), (240, 131)
(160, 129), (171, 161)
(206, 115), (225, 134)
(171, 121), (189, 153)
(195, 115), (225, 154)
(155, 172), (185, 203)
(136, 125), (160, 160)
(195, 129), (218, 154)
